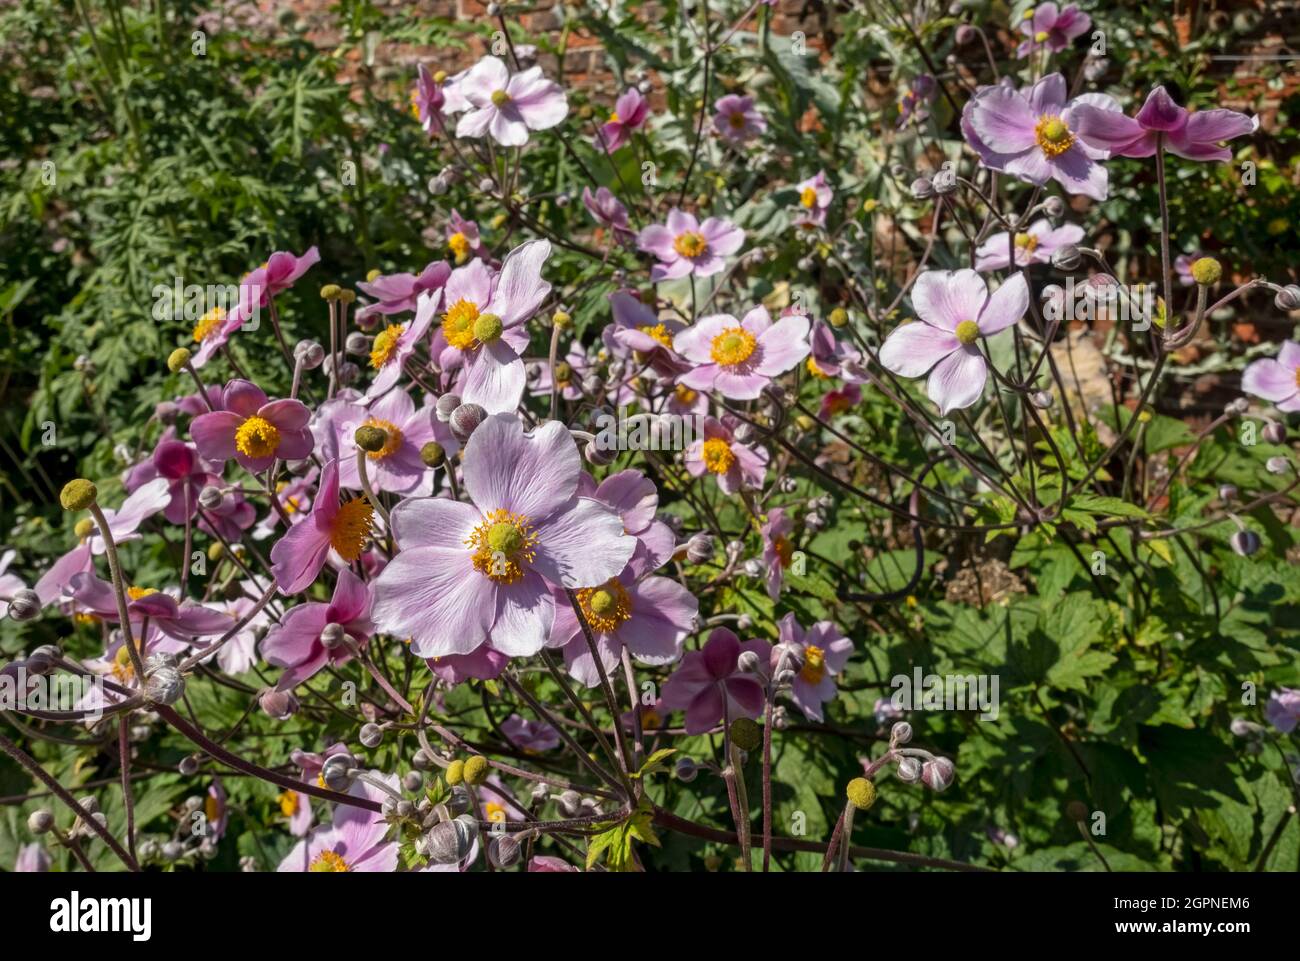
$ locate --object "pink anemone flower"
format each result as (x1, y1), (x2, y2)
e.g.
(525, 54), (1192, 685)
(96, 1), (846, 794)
(355, 261), (450, 323)
(879, 270), (1029, 415)
(278, 774), (399, 873)
(330, 389), (456, 496)
(713, 94), (766, 143)
(1073, 85), (1257, 163)
(773, 613), (853, 723)
(660, 628), (771, 735)
(1242, 341), (1300, 412)
(425, 644), (510, 686)
(1016, 3), (1091, 57)
(434, 239), (552, 415)
(366, 289), (443, 399)
(261, 567), (372, 689)
(269, 459), (375, 595)
(371, 414), (635, 658)
(597, 87), (649, 152)
(962, 74), (1120, 200)
(684, 415), (769, 495)
(761, 508), (796, 601)
(1265, 688), (1300, 734)
(191, 379), (314, 474)
(673, 305), (810, 400)
(637, 208), (744, 282)
(454, 55), (568, 147)
(582, 187), (636, 242)
(500, 714), (562, 753)
(973, 218), (1085, 272)
(67, 574), (234, 642)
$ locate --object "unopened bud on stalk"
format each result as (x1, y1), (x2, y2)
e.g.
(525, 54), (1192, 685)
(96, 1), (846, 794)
(685, 532), (716, 564)
(27, 810), (54, 835)
(742, 559), (763, 577)
(335, 361), (360, 386)
(585, 439), (616, 466)
(1226, 397), (1250, 416)
(910, 177), (934, 199)
(556, 790), (582, 817)
(737, 650), (762, 675)
(921, 757), (955, 792)
(1066, 800), (1089, 822)
(435, 393), (461, 422)
(1275, 285), (1300, 311)
(320, 622), (348, 650)
(896, 756), (923, 783)
(419, 817), (475, 864)
(890, 721), (913, 745)
(1263, 422), (1287, 445)
(346, 332), (371, 355)
(359, 723), (384, 748)
(167, 348), (192, 373)
(260, 688), (299, 719)
(674, 757), (698, 782)
(178, 756), (199, 776)
(420, 441), (446, 468)
(143, 665), (185, 705)
(1051, 245), (1082, 271)
(321, 754), (356, 792)
(489, 833), (521, 867)
(449, 403), (487, 442)
(294, 340), (325, 369)
(7, 589), (40, 622)
(1218, 483), (1238, 501)
(1266, 456), (1290, 475)
(198, 485), (224, 511)
(1043, 195), (1065, 218)
(1030, 390), (1054, 410)
(931, 167), (958, 195)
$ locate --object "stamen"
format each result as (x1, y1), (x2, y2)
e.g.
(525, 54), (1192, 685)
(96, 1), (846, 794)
(575, 578), (633, 634)
(235, 416), (281, 460)
(192, 307), (226, 343)
(799, 645), (826, 684)
(638, 323), (674, 349)
(369, 323), (406, 369)
(362, 418), (404, 460)
(442, 299), (481, 351)
(701, 437), (736, 475)
(709, 326), (758, 366)
(309, 850), (350, 872)
(672, 231), (709, 259)
(1034, 114), (1075, 158)
(330, 498), (374, 562)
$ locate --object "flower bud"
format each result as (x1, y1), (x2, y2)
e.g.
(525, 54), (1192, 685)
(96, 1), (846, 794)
(1190, 256), (1222, 286)
(463, 754), (489, 786)
(359, 723), (384, 748)
(177, 755), (199, 776)
(25, 644), (59, 673)
(144, 665), (185, 705)
(1274, 284), (1300, 311)
(435, 393), (461, 422)
(921, 757), (955, 792)
(1226, 397), (1250, 416)
(345, 331), (371, 355)
(449, 403), (487, 442)
(27, 809), (54, 834)
(59, 479), (98, 512)
(403, 771), (423, 792)
(1066, 800), (1089, 822)
(419, 817), (475, 864)
(1263, 422), (1287, 445)
(931, 167), (958, 195)
(260, 688), (299, 719)
(167, 347), (192, 373)
(486, 1), (501, 15)
(556, 789), (582, 817)
(890, 721), (913, 745)
(729, 717), (762, 753)
(684, 532), (716, 564)
(161, 841), (184, 862)
(7, 589), (41, 622)
(294, 340), (325, 369)
(674, 757), (698, 782)
(198, 485), (224, 511)
(334, 360), (360, 386)
(584, 440), (616, 466)
(955, 23), (976, 44)
(1051, 245), (1082, 271)
(910, 176), (934, 199)
(1042, 195), (1065, 218)
(896, 756), (923, 783)
(742, 558), (763, 577)
(1029, 389), (1054, 410)
(1266, 456), (1290, 475)
(1218, 483), (1238, 502)
(321, 753), (356, 792)
(846, 777), (877, 811)
(488, 834), (521, 868)
(320, 622), (348, 650)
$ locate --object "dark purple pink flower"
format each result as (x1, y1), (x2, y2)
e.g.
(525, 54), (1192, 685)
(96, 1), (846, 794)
(879, 270), (1029, 414)
(1265, 688), (1300, 733)
(500, 713), (562, 753)
(761, 508), (795, 600)
(638, 209), (744, 282)
(1016, 3), (1091, 57)
(673, 305), (809, 400)
(191, 379), (314, 474)
(367, 291), (442, 399)
(896, 74), (936, 128)
(963, 74), (1120, 200)
(582, 187), (635, 242)
(713, 94), (766, 144)
(68, 574), (234, 642)
(597, 88), (649, 152)
(370, 414), (635, 658)
(660, 628), (770, 734)
(269, 459), (375, 594)
(262, 567), (372, 689)
(1073, 85), (1256, 162)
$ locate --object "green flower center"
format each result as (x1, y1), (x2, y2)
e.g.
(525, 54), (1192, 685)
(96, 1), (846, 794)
(955, 320), (981, 346)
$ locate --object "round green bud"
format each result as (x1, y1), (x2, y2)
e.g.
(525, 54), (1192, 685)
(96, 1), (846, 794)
(445, 759), (465, 786)
(320, 284), (342, 300)
(354, 425), (388, 453)
(729, 717), (762, 753)
(73, 517), (96, 539)
(59, 479), (98, 512)
(420, 441), (446, 468)
(463, 755), (489, 786)
(552, 310), (572, 329)
(167, 347), (192, 373)
(473, 313), (503, 343)
(1190, 257), (1222, 286)
(846, 777), (876, 811)
(365, 269), (382, 283)
(553, 361), (573, 384)
(828, 307), (849, 328)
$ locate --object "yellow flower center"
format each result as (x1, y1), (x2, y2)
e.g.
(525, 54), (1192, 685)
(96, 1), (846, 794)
(369, 323), (406, 369)
(362, 418), (404, 460)
(954, 320), (981, 346)
(442, 298), (481, 351)
(309, 850), (350, 872)
(638, 323), (674, 349)
(806, 356), (830, 379)
(701, 437), (736, 474)
(204, 795), (220, 824)
(1034, 114), (1074, 158)
(278, 790), (299, 818)
(729, 112), (747, 130)
(1294, 367), (1300, 389)
(192, 307), (226, 343)
(709, 326), (758, 366)
(672, 231), (708, 259)
(799, 645), (826, 684)
(641, 708), (661, 729)
(126, 586), (158, 601)
(674, 384), (698, 405)
(800, 186), (818, 208)
(330, 498), (374, 562)
(235, 416), (281, 460)
(409, 88), (421, 119)
(484, 801), (507, 824)
(773, 535), (794, 568)
(473, 313), (503, 344)
(608, 110), (621, 124)
(468, 509), (538, 584)
(448, 232), (471, 263)
(576, 578), (633, 634)
(1035, 30), (1050, 42)
(491, 90), (511, 107)
(112, 645), (136, 684)
(1014, 232), (1039, 253)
